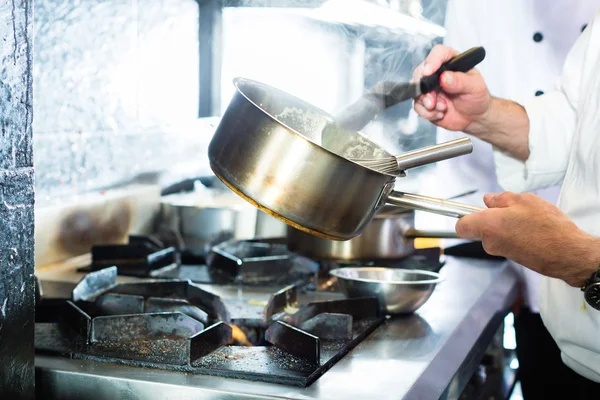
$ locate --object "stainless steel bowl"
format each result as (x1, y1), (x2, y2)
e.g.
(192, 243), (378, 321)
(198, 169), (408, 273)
(329, 267), (443, 315)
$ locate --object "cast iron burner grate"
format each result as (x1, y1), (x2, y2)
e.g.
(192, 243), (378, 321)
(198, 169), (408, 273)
(35, 268), (384, 387)
(79, 235), (180, 277)
(79, 237), (318, 287)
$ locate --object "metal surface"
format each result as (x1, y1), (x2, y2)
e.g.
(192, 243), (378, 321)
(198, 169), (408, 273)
(207, 240), (293, 281)
(36, 278), (383, 388)
(208, 77), (483, 241)
(35, 257), (519, 399)
(93, 293), (209, 325)
(89, 236), (179, 277)
(198, 0), (222, 117)
(145, 297), (209, 324)
(286, 210), (461, 261)
(405, 228), (460, 239)
(265, 321), (320, 365)
(72, 266), (118, 302)
(286, 297), (380, 327)
(353, 137), (473, 175)
(388, 192), (484, 218)
(109, 280), (231, 323)
(264, 284), (298, 321)
(90, 312), (205, 342)
(95, 293), (145, 315)
(287, 210), (416, 261)
(300, 313), (353, 340)
(330, 267), (442, 315)
(159, 193), (255, 257)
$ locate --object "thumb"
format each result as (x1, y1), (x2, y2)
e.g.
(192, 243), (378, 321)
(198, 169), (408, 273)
(440, 71), (484, 95)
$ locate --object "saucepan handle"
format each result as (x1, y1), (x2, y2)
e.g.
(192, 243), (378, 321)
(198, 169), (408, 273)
(394, 137), (473, 171)
(386, 191), (485, 218)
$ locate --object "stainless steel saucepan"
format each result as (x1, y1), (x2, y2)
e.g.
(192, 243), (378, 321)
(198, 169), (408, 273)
(208, 78), (484, 241)
(286, 190), (474, 261)
(286, 208), (459, 261)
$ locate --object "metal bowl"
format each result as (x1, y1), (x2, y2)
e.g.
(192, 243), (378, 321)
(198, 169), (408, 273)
(329, 267), (443, 315)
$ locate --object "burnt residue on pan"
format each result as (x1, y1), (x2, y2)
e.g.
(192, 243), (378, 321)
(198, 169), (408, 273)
(211, 169), (348, 241)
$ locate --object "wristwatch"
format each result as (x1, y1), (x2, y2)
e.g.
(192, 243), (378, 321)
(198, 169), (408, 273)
(582, 267), (600, 311)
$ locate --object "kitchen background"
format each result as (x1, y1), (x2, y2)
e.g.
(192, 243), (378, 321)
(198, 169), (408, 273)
(0, 1), (524, 397)
(33, 0), (447, 205)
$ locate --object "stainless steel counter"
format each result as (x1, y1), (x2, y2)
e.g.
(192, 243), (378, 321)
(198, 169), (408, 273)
(36, 256), (519, 400)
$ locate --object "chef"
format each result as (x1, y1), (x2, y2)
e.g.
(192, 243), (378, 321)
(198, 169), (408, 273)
(412, 5), (600, 398)
(421, 1), (600, 398)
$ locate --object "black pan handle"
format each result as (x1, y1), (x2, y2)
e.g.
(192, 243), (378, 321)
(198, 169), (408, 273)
(419, 46), (486, 94)
(443, 241), (505, 261)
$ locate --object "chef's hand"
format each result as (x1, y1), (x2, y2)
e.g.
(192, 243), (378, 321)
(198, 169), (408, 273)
(455, 192), (600, 287)
(413, 45), (492, 132)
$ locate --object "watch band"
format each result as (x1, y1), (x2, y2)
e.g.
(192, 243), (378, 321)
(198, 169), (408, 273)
(581, 266), (600, 292)
(582, 265), (600, 311)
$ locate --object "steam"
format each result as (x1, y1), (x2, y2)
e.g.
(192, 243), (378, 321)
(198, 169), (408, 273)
(223, 0), (448, 160)
(293, 0), (449, 156)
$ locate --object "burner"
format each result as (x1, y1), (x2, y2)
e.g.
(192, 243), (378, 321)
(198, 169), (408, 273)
(207, 240), (296, 283)
(80, 235), (180, 277)
(35, 268), (384, 387)
(79, 237), (318, 287)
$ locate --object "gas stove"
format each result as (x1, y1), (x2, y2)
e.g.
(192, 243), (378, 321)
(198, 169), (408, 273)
(35, 236), (448, 388)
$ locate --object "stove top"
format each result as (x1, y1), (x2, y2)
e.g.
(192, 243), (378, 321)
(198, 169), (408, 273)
(40, 236), (446, 387)
(78, 236), (320, 287)
(35, 266), (384, 387)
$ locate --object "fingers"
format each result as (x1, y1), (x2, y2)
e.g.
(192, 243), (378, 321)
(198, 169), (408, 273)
(414, 100), (443, 122)
(413, 91), (448, 121)
(413, 44), (459, 85)
(455, 213), (484, 240)
(422, 45), (459, 77)
(484, 192), (520, 208)
(436, 97), (448, 112)
(439, 71), (484, 95)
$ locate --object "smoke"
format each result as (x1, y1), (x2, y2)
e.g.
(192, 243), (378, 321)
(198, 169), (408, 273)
(292, 0), (448, 156)
(222, 0), (448, 160)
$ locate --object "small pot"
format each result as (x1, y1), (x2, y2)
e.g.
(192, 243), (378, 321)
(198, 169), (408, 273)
(159, 191), (257, 257)
(286, 209), (459, 261)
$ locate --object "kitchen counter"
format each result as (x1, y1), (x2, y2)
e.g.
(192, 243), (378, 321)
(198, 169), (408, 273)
(35, 256), (519, 400)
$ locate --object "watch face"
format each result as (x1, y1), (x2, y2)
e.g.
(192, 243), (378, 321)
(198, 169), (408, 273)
(585, 283), (600, 311)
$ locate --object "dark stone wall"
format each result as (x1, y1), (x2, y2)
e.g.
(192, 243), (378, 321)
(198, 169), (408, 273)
(0, 0), (35, 398)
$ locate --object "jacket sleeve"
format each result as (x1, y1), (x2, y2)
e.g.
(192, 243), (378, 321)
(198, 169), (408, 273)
(492, 22), (592, 193)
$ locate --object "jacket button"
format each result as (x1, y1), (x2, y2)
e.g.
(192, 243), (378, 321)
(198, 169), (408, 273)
(533, 32), (543, 42)
(582, 24), (588, 32)
(535, 90), (544, 96)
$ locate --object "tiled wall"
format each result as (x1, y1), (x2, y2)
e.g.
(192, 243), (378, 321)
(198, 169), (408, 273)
(0, 0), (35, 397)
(31, 1), (367, 205)
(32, 1), (448, 206)
(33, 0), (211, 205)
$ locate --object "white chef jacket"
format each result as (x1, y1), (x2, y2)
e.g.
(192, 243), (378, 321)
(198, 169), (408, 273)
(421, 0), (599, 314)
(490, 9), (600, 382)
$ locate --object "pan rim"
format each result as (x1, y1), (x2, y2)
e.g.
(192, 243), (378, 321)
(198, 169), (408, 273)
(231, 77), (399, 178)
(329, 267), (444, 285)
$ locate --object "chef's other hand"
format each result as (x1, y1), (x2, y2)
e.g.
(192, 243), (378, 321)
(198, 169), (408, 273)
(455, 192), (600, 287)
(413, 44), (492, 132)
